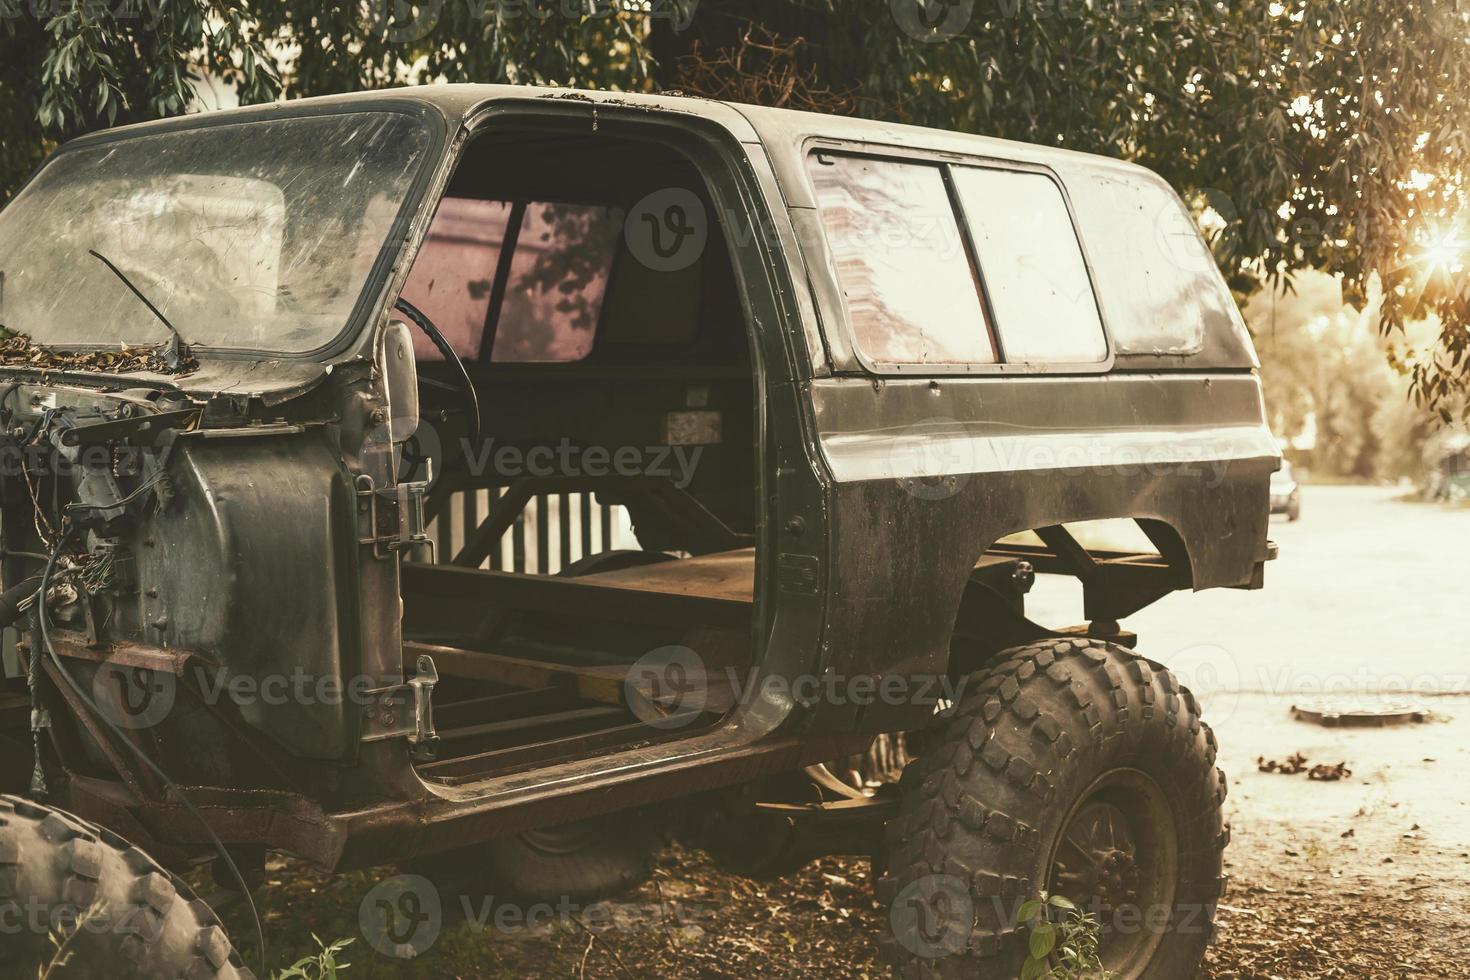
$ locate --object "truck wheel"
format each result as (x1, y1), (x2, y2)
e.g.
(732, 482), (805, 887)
(877, 638), (1227, 979)
(411, 810), (660, 906)
(0, 795), (252, 979)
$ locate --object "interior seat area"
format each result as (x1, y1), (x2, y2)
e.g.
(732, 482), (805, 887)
(394, 123), (761, 781)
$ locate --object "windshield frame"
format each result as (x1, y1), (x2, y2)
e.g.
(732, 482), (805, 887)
(2, 100), (449, 363)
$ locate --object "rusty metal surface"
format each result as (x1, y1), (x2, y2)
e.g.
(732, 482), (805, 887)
(47, 631), (199, 675)
(58, 727), (874, 871)
(2, 85), (1276, 870)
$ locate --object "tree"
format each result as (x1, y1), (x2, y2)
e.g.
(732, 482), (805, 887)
(1, 0), (1467, 417)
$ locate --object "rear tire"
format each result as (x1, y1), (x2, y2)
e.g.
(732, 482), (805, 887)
(0, 795), (251, 979)
(877, 638), (1227, 979)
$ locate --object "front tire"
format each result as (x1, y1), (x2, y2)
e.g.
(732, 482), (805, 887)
(878, 638), (1227, 979)
(0, 795), (251, 979)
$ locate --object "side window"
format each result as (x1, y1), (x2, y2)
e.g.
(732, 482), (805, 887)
(950, 168), (1106, 363)
(808, 154), (996, 365)
(1062, 170), (1212, 356)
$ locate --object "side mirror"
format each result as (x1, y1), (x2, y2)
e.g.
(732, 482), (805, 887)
(378, 318), (420, 444)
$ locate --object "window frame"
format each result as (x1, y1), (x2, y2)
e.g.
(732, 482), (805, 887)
(802, 138), (1115, 376)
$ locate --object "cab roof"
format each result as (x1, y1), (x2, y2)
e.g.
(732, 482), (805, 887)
(82, 82), (1158, 186)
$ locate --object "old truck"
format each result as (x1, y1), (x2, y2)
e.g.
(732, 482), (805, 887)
(0, 85), (1273, 978)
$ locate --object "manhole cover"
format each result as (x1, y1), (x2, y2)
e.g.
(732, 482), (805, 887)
(1290, 697), (1428, 727)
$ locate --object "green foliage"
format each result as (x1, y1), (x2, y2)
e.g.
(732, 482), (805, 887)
(273, 934), (354, 980)
(1015, 892), (1113, 980)
(0, 0), (1467, 413)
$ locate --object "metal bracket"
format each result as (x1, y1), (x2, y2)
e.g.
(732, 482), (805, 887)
(360, 654), (440, 761)
(355, 474), (433, 560)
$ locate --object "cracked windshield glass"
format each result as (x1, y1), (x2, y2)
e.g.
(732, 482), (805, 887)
(0, 110), (429, 356)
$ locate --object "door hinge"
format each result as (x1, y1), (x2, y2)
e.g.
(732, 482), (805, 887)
(360, 654), (440, 761)
(355, 474), (433, 560)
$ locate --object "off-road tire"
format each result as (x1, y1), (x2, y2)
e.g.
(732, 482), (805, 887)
(0, 794), (252, 979)
(877, 638), (1228, 979)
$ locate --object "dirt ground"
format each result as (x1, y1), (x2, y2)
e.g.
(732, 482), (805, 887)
(229, 698), (1470, 979)
(222, 488), (1470, 977)
(1203, 694), (1470, 978)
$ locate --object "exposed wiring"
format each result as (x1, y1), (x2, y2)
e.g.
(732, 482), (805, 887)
(63, 472), (167, 521)
(34, 525), (266, 973)
(21, 410), (57, 548)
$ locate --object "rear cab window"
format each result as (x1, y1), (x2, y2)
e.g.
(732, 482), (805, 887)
(401, 198), (619, 364)
(806, 148), (1109, 373)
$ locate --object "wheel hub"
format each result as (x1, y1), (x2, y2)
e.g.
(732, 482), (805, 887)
(1050, 801), (1142, 910)
(1043, 771), (1180, 977)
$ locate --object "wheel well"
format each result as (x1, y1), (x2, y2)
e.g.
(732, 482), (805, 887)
(947, 517), (1194, 677)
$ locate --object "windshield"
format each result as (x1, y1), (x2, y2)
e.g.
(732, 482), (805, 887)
(0, 110), (431, 356)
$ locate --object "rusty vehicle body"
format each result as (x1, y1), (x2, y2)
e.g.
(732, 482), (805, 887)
(0, 85), (1274, 976)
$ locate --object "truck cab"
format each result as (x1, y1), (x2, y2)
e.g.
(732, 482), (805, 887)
(0, 86), (1273, 979)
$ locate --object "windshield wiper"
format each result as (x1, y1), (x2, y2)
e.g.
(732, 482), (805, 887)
(87, 249), (191, 370)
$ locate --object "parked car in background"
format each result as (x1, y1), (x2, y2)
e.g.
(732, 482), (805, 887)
(1270, 461), (1302, 520)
